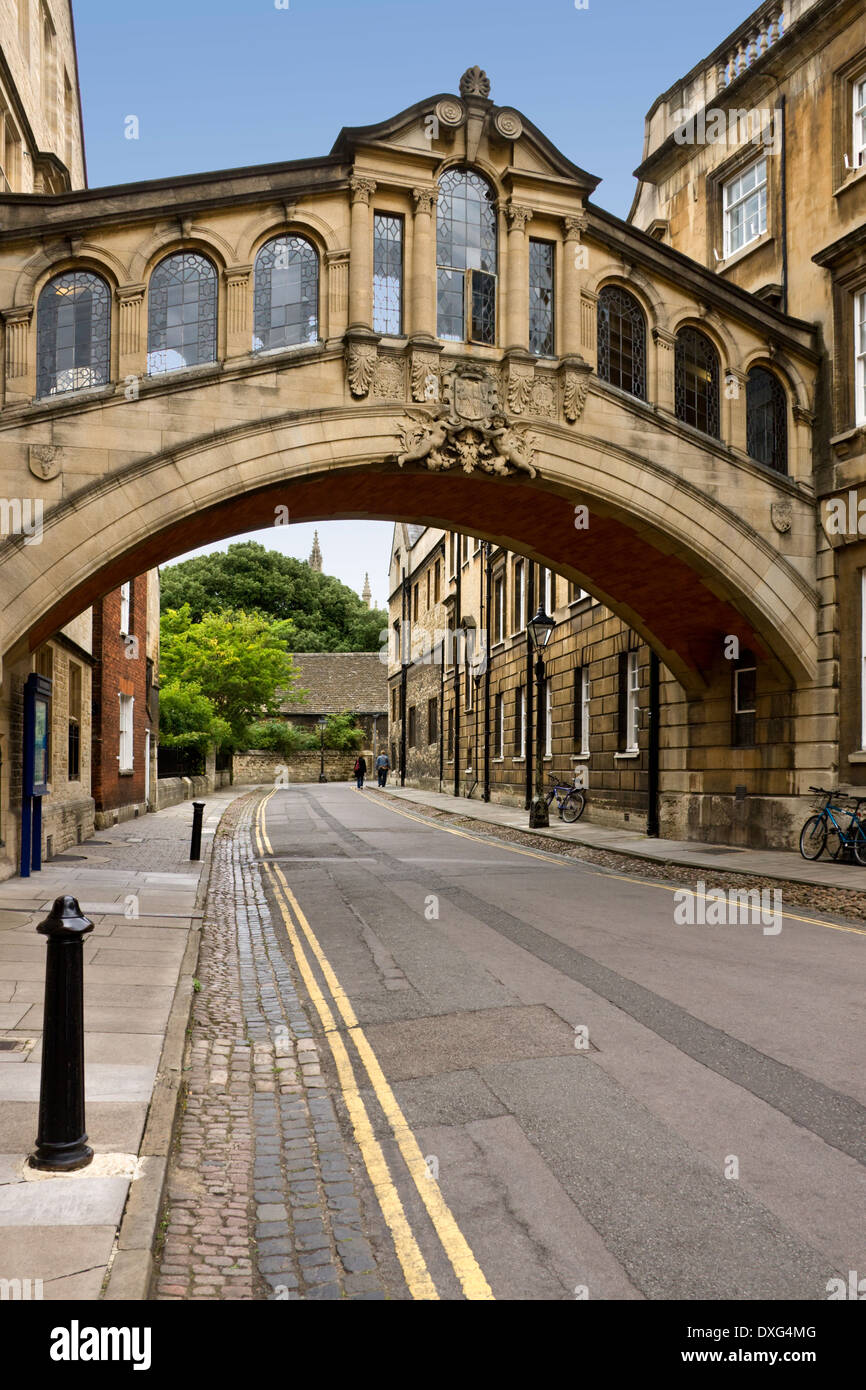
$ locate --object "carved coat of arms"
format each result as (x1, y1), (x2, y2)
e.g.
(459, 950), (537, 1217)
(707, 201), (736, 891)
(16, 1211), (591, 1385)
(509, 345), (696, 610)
(395, 366), (537, 479)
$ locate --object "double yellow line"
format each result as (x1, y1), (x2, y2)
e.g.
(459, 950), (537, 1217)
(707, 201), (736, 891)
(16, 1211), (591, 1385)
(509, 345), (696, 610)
(254, 788), (494, 1302)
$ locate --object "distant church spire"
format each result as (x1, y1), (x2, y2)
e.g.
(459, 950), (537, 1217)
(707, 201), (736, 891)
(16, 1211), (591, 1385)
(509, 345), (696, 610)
(309, 530), (323, 572)
(362, 573), (372, 608)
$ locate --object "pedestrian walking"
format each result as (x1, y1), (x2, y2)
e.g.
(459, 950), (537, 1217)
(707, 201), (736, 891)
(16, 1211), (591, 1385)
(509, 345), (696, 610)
(375, 751), (390, 787)
(354, 753), (367, 789)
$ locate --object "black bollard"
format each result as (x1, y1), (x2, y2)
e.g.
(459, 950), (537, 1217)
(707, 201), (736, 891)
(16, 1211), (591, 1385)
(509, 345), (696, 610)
(190, 801), (206, 861)
(29, 896), (95, 1172)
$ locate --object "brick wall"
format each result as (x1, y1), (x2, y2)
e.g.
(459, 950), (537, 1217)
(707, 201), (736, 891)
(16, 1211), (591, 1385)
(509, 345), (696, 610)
(92, 576), (151, 817)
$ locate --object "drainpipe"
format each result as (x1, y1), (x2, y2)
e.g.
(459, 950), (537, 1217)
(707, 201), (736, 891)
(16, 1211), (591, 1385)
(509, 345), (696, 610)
(438, 635), (445, 793)
(400, 569), (408, 786)
(483, 542), (492, 802)
(524, 563), (536, 810)
(453, 551), (461, 800)
(779, 96), (788, 316)
(647, 650), (661, 837)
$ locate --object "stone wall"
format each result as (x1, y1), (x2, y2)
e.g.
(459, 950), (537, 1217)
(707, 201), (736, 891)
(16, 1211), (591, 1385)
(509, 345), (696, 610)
(232, 750), (360, 785)
(156, 770), (232, 812)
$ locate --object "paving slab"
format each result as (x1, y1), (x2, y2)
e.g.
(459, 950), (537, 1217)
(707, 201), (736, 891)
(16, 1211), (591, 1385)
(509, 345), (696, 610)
(0, 1064), (155, 1104)
(0, 1102), (148, 1156)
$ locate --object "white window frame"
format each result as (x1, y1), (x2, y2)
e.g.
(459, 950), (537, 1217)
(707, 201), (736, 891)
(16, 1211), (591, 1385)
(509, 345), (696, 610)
(722, 156), (767, 258)
(118, 693), (134, 773)
(854, 74), (866, 169)
(515, 685), (525, 756)
(512, 560), (525, 633)
(494, 691), (504, 759)
(856, 289), (866, 427)
(493, 573), (504, 644)
(626, 650), (640, 752)
(119, 581), (131, 637)
(580, 667), (591, 757)
(545, 679), (553, 757)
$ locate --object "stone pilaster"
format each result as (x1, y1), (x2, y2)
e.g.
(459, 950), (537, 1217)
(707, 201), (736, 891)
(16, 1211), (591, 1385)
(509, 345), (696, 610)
(3, 304), (34, 401)
(224, 265), (252, 358)
(348, 176), (376, 332)
(410, 186), (437, 341)
(652, 326), (677, 413)
(561, 213), (588, 362)
(504, 203), (533, 352)
(327, 251), (350, 342)
(116, 283), (146, 382)
(725, 366), (748, 452)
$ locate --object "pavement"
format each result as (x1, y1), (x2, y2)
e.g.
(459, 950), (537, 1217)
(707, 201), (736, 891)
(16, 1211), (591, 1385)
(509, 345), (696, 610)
(0, 788), (240, 1301)
(374, 782), (866, 889)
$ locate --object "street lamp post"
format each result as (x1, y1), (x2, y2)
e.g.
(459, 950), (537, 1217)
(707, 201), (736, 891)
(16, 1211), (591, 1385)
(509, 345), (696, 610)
(527, 602), (555, 828)
(317, 716), (328, 783)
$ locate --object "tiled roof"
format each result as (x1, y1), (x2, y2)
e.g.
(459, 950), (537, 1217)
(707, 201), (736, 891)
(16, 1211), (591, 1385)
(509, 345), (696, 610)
(280, 652), (388, 715)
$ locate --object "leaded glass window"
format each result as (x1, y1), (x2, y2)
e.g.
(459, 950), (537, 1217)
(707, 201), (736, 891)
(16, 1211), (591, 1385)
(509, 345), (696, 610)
(373, 213), (403, 335)
(529, 240), (554, 357)
(436, 167), (497, 344)
(36, 270), (110, 398)
(746, 367), (787, 474)
(253, 235), (319, 352)
(597, 286), (646, 398)
(147, 252), (217, 375)
(674, 327), (720, 438)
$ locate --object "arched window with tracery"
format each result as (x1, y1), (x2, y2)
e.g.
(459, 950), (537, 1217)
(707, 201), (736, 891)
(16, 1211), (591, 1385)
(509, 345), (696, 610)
(675, 326), (720, 438)
(147, 252), (217, 375)
(597, 286), (646, 399)
(253, 235), (319, 352)
(436, 168), (498, 344)
(746, 366), (788, 474)
(36, 270), (111, 398)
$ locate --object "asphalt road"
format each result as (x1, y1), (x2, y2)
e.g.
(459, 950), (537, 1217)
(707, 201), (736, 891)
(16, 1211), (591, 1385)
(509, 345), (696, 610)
(257, 782), (866, 1302)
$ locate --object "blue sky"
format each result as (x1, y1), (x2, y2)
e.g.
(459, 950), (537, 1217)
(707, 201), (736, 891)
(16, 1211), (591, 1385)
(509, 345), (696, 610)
(73, 0), (752, 605)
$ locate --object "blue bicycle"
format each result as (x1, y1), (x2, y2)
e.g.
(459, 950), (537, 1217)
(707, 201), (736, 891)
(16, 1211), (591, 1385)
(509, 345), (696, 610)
(799, 787), (866, 863)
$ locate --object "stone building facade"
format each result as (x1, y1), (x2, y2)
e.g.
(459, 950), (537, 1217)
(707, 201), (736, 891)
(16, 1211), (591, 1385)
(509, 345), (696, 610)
(0, 0), (85, 194)
(280, 652), (388, 755)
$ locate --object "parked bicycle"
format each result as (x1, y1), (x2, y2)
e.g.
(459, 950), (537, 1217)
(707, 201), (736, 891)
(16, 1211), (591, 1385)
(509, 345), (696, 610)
(799, 786), (866, 864)
(545, 778), (586, 824)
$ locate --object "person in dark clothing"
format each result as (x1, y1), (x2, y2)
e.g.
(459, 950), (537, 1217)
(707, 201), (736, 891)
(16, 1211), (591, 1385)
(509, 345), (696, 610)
(375, 752), (390, 787)
(354, 754), (367, 789)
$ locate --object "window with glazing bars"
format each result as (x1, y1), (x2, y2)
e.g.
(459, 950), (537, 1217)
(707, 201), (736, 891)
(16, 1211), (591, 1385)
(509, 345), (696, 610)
(147, 252), (217, 375)
(675, 328), (720, 437)
(529, 240), (554, 356)
(36, 270), (111, 398)
(373, 213), (403, 335)
(746, 367), (787, 473)
(253, 235), (318, 352)
(597, 286), (646, 399)
(436, 167), (497, 344)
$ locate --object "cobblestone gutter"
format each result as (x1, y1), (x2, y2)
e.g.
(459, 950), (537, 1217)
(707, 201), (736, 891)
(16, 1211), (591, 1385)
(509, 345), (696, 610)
(152, 790), (386, 1301)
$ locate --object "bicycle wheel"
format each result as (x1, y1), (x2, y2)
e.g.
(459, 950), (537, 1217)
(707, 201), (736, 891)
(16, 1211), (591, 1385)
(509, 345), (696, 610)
(799, 814), (827, 860)
(851, 822), (866, 866)
(562, 791), (586, 824)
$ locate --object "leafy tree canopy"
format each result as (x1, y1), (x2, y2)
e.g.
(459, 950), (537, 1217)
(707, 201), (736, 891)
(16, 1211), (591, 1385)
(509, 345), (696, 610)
(160, 542), (387, 652)
(158, 677), (233, 752)
(160, 605), (304, 744)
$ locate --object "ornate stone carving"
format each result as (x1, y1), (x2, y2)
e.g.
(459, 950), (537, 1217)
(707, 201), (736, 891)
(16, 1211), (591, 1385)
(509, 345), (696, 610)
(411, 350), (441, 403)
(3, 305), (33, 379)
(396, 412), (537, 479)
(459, 66), (491, 99)
(372, 356), (405, 399)
(412, 186), (437, 217)
(505, 203), (533, 233)
(770, 501), (793, 534)
(29, 445), (62, 481)
(563, 365), (592, 423)
(349, 176), (376, 206)
(396, 362), (536, 479)
(530, 377), (557, 419)
(505, 361), (534, 414)
(346, 340), (377, 397)
(434, 98), (465, 130)
(562, 213), (588, 242)
(494, 108), (523, 140)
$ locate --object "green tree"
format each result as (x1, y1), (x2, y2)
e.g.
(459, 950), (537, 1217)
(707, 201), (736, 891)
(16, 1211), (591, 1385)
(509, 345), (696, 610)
(160, 605), (305, 744)
(160, 542), (387, 652)
(322, 711), (365, 751)
(245, 720), (317, 755)
(158, 678), (232, 752)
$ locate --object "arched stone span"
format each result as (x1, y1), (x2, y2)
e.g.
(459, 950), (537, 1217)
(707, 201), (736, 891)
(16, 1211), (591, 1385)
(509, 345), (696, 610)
(0, 408), (816, 695)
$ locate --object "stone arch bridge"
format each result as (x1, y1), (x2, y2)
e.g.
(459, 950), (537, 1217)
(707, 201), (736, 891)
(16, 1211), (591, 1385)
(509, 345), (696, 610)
(0, 68), (825, 857)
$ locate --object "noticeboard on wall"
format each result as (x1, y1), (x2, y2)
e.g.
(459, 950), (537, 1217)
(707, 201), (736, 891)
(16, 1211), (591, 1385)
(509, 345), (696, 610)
(24, 673), (52, 798)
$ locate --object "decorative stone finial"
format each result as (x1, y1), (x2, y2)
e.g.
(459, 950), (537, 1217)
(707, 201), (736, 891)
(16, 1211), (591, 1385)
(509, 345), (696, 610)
(460, 66), (491, 99)
(362, 573), (372, 608)
(309, 529), (323, 572)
